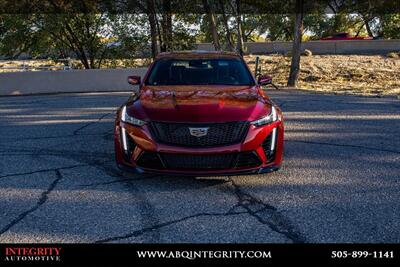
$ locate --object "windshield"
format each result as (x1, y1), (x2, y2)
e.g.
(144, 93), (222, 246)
(145, 58), (255, 86)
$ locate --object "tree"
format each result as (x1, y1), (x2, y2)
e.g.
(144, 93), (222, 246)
(0, 12), (113, 69)
(146, 0), (159, 58)
(264, 14), (294, 41)
(219, 0), (235, 50)
(159, 0), (172, 52)
(0, 14), (50, 58)
(379, 14), (400, 39)
(287, 0), (304, 87)
(141, 0), (198, 55)
(202, 0), (220, 50)
(227, 0), (245, 55)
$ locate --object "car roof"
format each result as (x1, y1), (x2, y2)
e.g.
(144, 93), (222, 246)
(155, 50), (242, 60)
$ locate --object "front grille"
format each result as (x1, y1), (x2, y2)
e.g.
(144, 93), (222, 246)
(150, 121), (249, 147)
(161, 153), (237, 170)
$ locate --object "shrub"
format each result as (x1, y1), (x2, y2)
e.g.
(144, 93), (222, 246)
(301, 49), (313, 56)
(387, 52), (399, 58)
(285, 49), (312, 57)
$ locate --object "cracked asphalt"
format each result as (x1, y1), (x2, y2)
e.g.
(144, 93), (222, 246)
(0, 90), (399, 243)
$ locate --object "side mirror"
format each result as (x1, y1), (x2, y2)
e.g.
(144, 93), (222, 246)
(258, 75), (272, 86)
(127, 75), (141, 85)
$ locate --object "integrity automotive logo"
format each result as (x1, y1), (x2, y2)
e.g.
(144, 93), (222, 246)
(2, 247), (62, 263)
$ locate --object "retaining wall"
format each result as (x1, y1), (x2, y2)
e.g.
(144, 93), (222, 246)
(0, 68), (148, 96)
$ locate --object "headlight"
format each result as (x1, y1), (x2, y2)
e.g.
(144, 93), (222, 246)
(121, 105), (146, 126)
(251, 106), (278, 127)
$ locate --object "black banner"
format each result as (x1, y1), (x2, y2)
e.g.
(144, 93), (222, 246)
(0, 244), (399, 266)
(0, 0), (399, 14)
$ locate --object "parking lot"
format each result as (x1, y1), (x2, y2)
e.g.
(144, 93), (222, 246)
(0, 90), (399, 243)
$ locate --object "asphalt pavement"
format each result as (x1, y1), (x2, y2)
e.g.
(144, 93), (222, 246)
(0, 89), (399, 243)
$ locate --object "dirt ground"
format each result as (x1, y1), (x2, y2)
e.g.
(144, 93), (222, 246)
(245, 54), (400, 97)
(1, 54), (399, 97)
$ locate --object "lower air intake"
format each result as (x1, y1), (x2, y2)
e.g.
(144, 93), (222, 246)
(137, 152), (165, 169)
(235, 152), (262, 168)
(161, 153), (236, 170)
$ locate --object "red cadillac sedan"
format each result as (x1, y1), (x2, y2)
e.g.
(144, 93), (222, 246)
(114, 51), (284, 176)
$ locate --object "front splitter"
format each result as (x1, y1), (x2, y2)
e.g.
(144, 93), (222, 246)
(117, 164), (280, 177)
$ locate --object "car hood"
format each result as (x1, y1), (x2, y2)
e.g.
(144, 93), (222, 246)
(127, 85), (271, 123)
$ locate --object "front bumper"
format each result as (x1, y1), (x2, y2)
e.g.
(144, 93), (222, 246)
(117, 163), (281, 176)
(114, 119), (284, 176)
